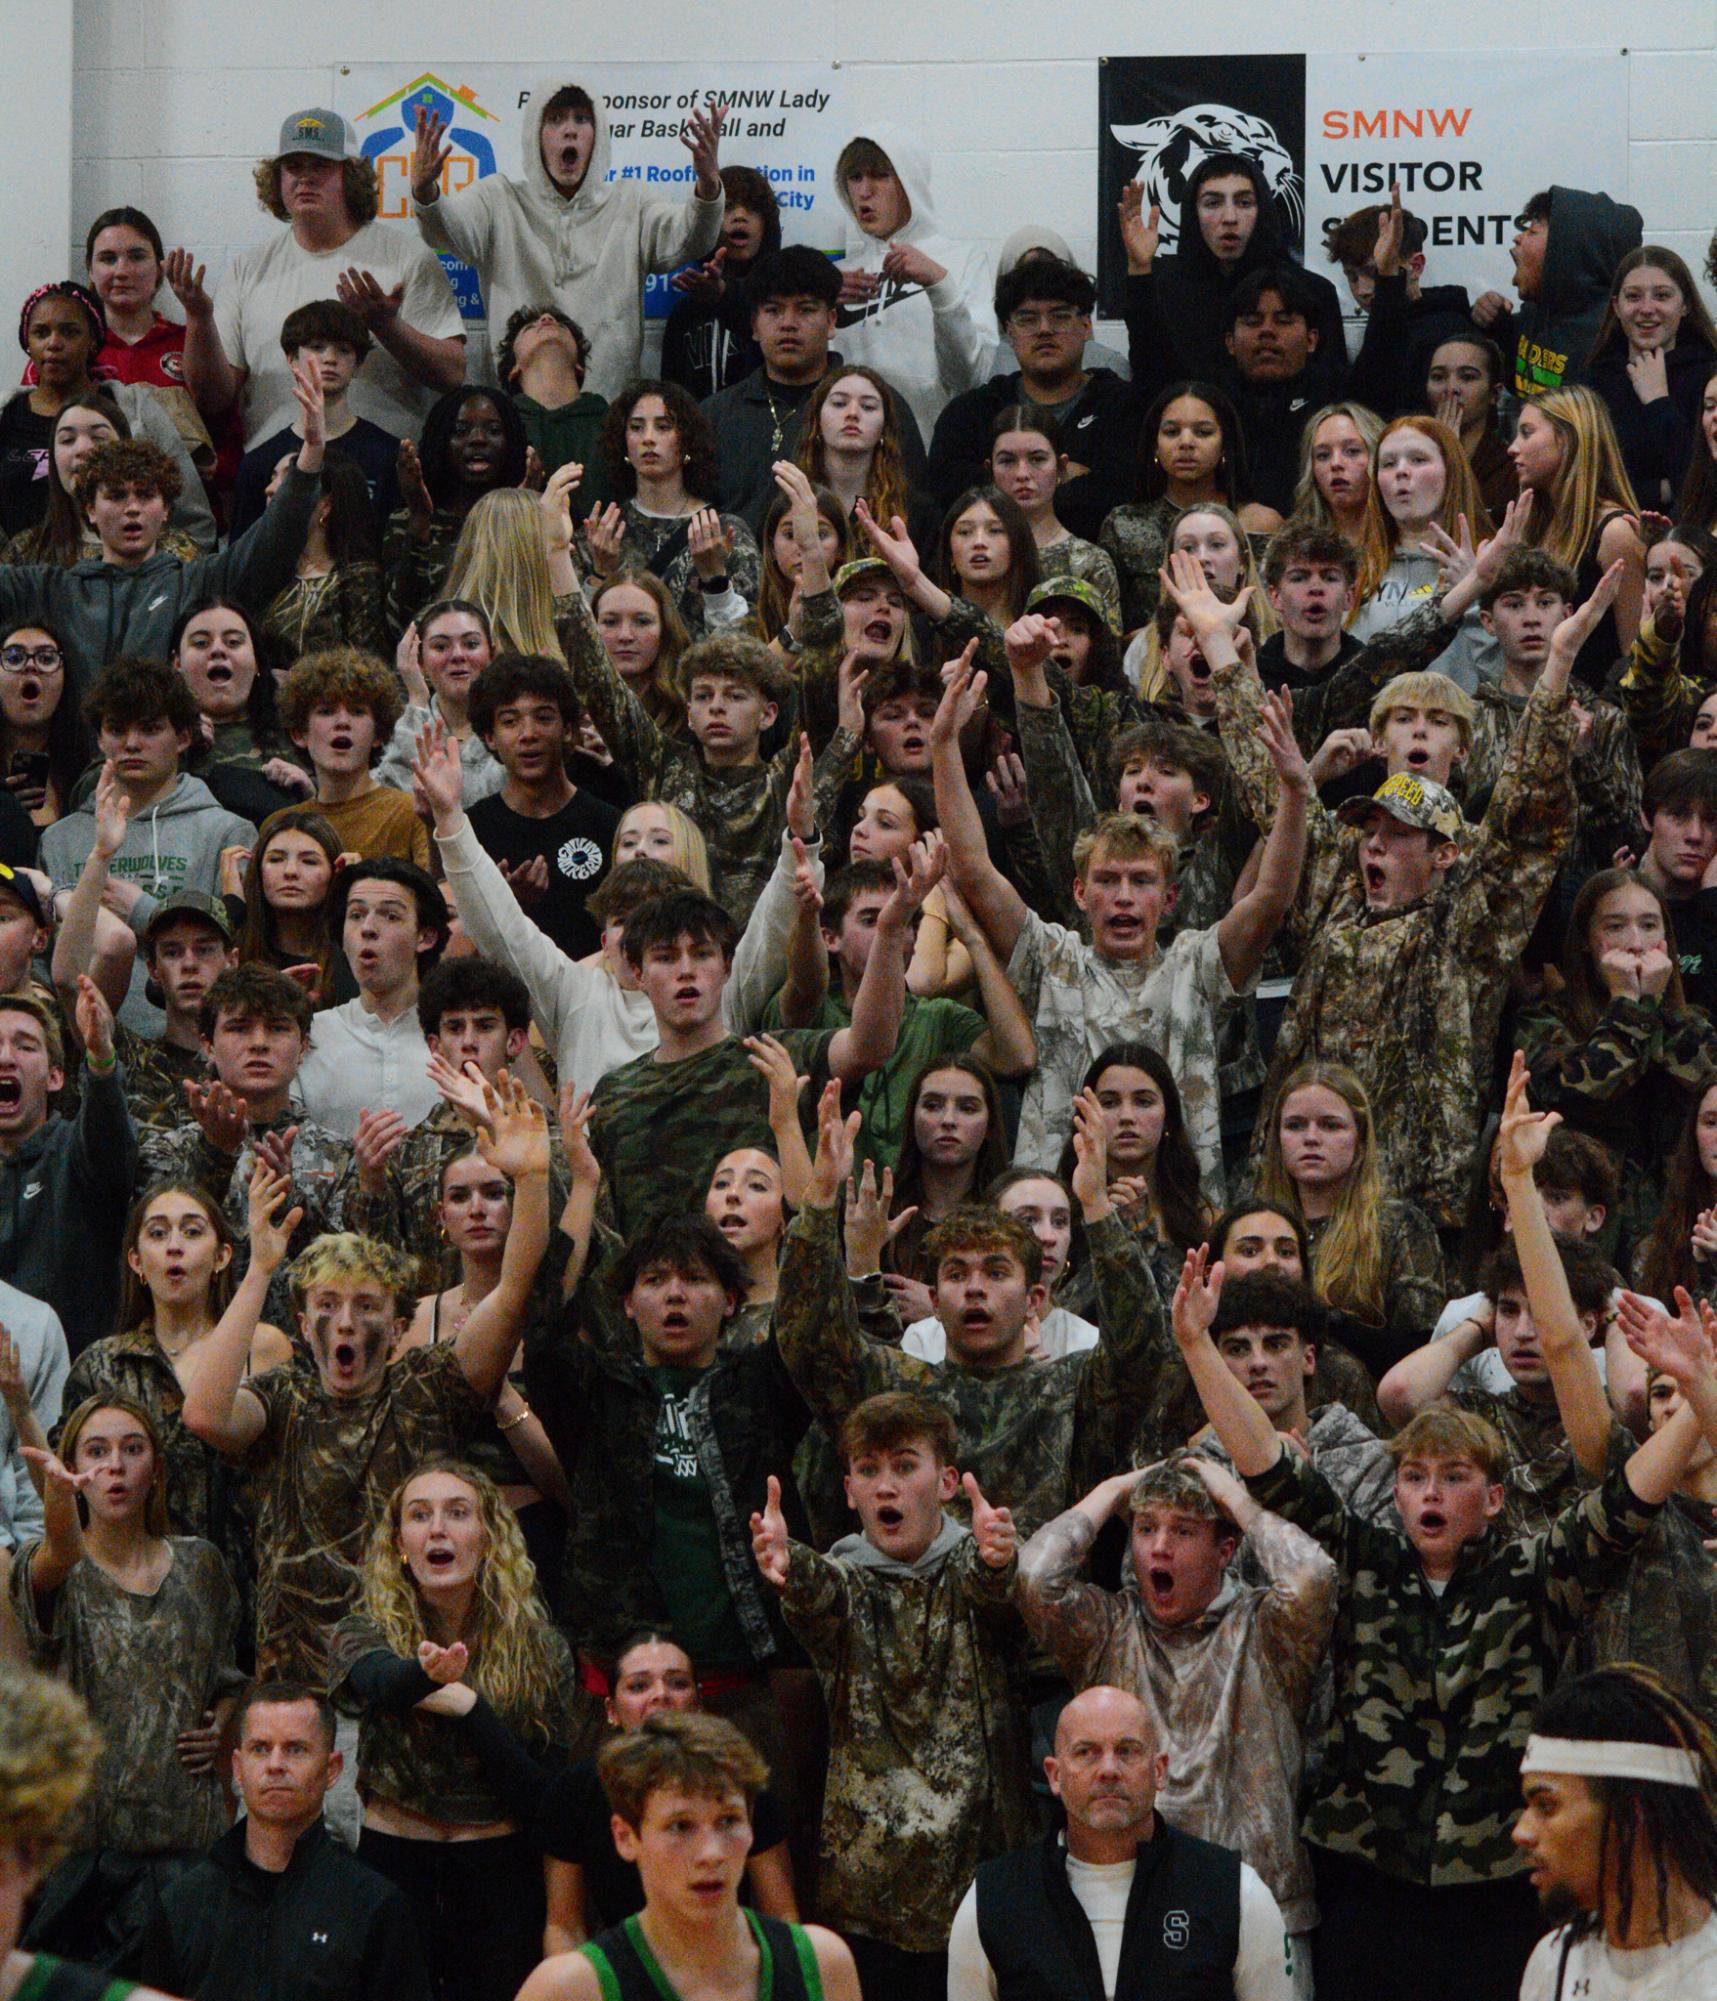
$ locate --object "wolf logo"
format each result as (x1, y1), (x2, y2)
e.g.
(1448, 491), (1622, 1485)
(1109, 102), (1302, 253)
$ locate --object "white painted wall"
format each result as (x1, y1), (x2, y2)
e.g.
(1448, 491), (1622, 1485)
(45, 0), (1717, 341)
(5, 0), (74, 310)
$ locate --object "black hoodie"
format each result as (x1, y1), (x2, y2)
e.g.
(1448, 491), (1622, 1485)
(660, 200), (785, 401)
(1495, 185), (1642, 399)
(1125, 153), (1348, 398)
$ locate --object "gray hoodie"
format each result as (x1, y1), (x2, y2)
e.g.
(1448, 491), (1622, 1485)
(0, 464), (318, 705)
(413, 82), (723, 399)
(42, 773), (257, 1031)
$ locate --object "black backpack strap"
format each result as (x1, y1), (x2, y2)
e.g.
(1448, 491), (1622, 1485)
(646, 518), (695, 581)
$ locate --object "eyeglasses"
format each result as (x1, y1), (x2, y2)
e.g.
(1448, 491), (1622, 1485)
(1008, 308), (1082, 333)
(0, 646), (63, 673)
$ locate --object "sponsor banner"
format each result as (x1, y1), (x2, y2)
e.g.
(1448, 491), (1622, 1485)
(1098, 51), (1627, 320)
(337, 64), (850, 320)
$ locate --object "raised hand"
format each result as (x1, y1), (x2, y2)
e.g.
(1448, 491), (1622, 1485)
(184, 1076), (248, 1155)
(1656, 555), (1689, 643)
(680, 102), (726, 190)
(496, 855), (551, 906)
(1496, 1050), (1561, 1179)
(475, 1072), (552, 1182)
(985, 750), (1031, 828)
(0, 1326), (29, 1421)
(520, 444), (547, 494)
(881, 240), (947, 289)
(1308, 726), (1374, 788)
(750, 1472), (790, 1587)
(1070, 1086), (1109, 1217)
(1615, 1285), (1715, 1389)
(1257, 684), (1309, 791)
(880, 836), (946, 930)
(163, 249), (213, 321)
(743, 1033), (808, 1131)
(252, 1124), (299, 1187)
(854, 500), (923, 590)
(688, 506), (732, 582)
(844, 1159), (914, 1276)
(289, 355), (326, 457)
(672, 246), (729, 304)
(335, 268), (405, 332)
(784, 732), (816, 840)
(417, 1638), (471, 1685)
(396, 622), (430, 707)
(1116, 183), (1161, 273)
(582, 502), (627, 578)
(963, 1471), (1017, 1568)
(247, 1158), (305, 1276)
(1003, 612), (1059, 683)
(353, 1107), (409, 1194)
(74, 974), (115, 1069)
(427, 1049), (492, 1128)
(806, 1078), (859, 1210)
(1158, 548), (1252, 642)
(397, 438), (434, 527)
(91, 761), (132, 861)
(1544, 560), (1624, 692)
(556, 1082), (599, 1189)
(411, 104), (454, 202)
(412, 717), (465, 828)
(539, 462), (582, 556)
(1171, 1244), (1224, 1352)
(1373, 181), (1405, 279)
(929, 645), (985, 751)
(20, 1447), (92, 1501)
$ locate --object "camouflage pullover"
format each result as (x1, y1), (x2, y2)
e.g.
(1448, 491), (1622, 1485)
(1615, 611), (1710, 771)
(1017, 1499), (1337, 1932)
(773, 1203), (1170, 1542)
(781, 1523), (1033, 1950)
(1246, 1444), (1663, 1885)
(1464, 677), (1641, 872)
(1216, 652), (1578, 1226)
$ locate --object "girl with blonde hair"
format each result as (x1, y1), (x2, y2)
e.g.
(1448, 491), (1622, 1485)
(1128, 501), (1273, 706)
(1287, 401), (1383, 551)
(333, 1457), (581, 2001)
(611, 799), (711, 891)
(1256, 1060), (1446, 1373)
(1511, 383), (1646, 680)
(442, 486), (567, 661)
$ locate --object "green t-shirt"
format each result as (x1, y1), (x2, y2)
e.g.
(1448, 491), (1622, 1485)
(648, 1364), (749, 1669)
(514, 390), (611, 501)
(763, 989), (982, 1168)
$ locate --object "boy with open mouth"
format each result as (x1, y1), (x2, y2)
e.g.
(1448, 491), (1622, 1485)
(276, 644), (432, 870)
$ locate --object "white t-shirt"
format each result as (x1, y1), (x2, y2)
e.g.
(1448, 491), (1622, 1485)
(214, 219), (465, 446)
(1434, 1288), (1621, 1395)
(946, 1851), (1294, 2001)
(904, 1304), (1099, 1364)
(1519, 1910), (1717, 2000)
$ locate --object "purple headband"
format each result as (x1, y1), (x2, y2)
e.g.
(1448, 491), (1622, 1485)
(19, 281), (105, 355)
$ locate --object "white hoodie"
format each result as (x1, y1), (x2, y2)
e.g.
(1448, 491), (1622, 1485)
(413, 83), (724, 399)
(832, 123), (990, 436)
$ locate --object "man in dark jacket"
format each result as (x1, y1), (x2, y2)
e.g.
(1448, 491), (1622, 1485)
(0, 983), (136, 1356)
(927, 256), (1140, 540)
(703, 244), (927, 531)
(138, 1685), (430, 2001)
(662, 164), (783, 399)
(1122, 150), (1346, 399)
(946, 1685), (1294, 2000)
(1324, 191), (1480, 418)
(1217, 267), (1350, 516)
(1473, 184), (1643, 399)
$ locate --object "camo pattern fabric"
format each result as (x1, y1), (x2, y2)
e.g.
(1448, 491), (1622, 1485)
(781, 1532), (1033, 1950)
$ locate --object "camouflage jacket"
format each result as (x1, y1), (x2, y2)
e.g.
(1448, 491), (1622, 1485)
(1246, 1444), (1662, 1886)
(141, 1109), (351, 1326)
(773, 1204), (1171, 1543)
(343, 1099), (575, 1294)
(1449, 1384), (1611, 1540)
(114, 1026), (208, 1140)
(782, 1526), (1033, 1949)
(1099, 496), (1179, 633)
(1306, 1198), (1447, 1362)
(1217, 653), (1578, 1226)
(1572, 1489), (1717, 1712)
(1017, 1500), (1337, 1932)
(1038, 533), (1123, 632)
(614, 502), (762, 638)
(522, 1313), (813, 1665)
(558, 586), (854, 925)
(1465, 679), (1641, 870)
(1615, 612), (1710, 771)
(1519, 991), (1717, 1189)
(382, 507), (463, 640)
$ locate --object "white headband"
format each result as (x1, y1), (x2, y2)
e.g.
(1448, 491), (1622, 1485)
(1522, 1735), (1702, 1789)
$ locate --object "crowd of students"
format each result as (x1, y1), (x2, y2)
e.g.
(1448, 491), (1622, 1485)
(1, 76), (1716, 2001)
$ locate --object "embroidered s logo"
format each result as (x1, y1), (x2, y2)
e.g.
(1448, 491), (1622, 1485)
(1163, 1909), (1189, 1950)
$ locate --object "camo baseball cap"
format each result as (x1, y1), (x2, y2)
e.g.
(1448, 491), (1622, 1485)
(276, 109), (357, 163)
(833, 557), (896, 595)
(1336, 770), (1463, 841)
(1026, 577), (1117, 633)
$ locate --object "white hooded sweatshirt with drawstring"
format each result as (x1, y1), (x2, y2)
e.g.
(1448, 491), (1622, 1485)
(832, 124), (991, 437)
(412, 83), (723, 399)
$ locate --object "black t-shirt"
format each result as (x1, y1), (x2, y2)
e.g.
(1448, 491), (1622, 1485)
(466, 787), (619, 959)
(0, 398), (52, 537)
(228, 415), (402, 537)
(538, 1755), (787, 1924)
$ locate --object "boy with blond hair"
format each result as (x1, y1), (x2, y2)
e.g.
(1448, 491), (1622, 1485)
(275, 646), (430, 866)
(751, 1390), (1032, 2001)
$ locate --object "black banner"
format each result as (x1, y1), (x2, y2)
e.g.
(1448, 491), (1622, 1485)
(1097, 54), (1309, 315)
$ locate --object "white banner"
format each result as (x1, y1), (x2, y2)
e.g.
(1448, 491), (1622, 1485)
(335, 63), (851, 323)
(1302, 51), (1629, 319)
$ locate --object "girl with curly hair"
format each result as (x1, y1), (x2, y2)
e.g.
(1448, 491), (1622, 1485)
(332, 1458), (583, 2001)
(588, 378), (760, 635)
